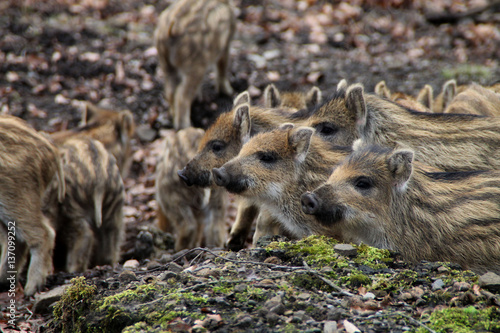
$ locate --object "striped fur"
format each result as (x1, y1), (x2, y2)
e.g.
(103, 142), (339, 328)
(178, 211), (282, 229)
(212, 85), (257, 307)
(0, 115), (65, 296)
(212, 125), (349, 241)
(156, 127), (227, 251)
(155, 0), (235, 129)
(444, 83), (500, 116)
(179, 93), (311, 250)
(303, 144), (500, 274)
(44, 137), (124, 272)
(304, 83), (500, 172)
(51, 103), (135, 177)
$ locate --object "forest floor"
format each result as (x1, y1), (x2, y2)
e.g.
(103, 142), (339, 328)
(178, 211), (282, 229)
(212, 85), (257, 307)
(1, 0), (500, 332)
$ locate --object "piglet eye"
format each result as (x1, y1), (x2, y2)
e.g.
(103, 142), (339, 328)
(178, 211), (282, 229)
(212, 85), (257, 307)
(258, 152), (278, 164)
(354, 176), (373, 191)
(210, 141), (226, 153)
(315, 123), (338, 136)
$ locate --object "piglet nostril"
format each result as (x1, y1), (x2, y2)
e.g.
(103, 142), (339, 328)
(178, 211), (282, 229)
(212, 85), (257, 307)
(177, 168), (193, 186)
(212, 167), (229, 187)
(301, 192), (319, 214)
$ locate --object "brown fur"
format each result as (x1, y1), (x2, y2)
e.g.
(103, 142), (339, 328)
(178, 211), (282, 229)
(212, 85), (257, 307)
(51, 103), (135, 177)
(304, 83), (500, 172)
(178, 92), (310, 250)
(155, 0), (235, 129)
(156, 127), (227, 251)
(444, 83), (500, 116)
(43, 137), (124, 272)
(264, 84), (322, 111)
(374, 80), (433, 112)
(212, 125), (349, 240)
(0, 115), (65, 296)
(302, 143), (500, 274)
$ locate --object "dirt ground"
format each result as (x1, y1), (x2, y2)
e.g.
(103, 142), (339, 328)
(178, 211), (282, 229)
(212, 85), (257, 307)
(1, 0), (500, 331)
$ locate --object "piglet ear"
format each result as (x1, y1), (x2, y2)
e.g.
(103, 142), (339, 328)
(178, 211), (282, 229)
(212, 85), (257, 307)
(441, 79), (457, 110)
(233, 91), (250, 107)
(233, 103), (251, 143)
(374, 80), (391, 99)
(416, 84), (433, 110)
(82, 102), (99, 125)
(278, 123), (294, 131)
(336, 79), (348, 93)
(264, 84), (281, 108)
(288, 126), (314, 164)
(387, 149), (414, 192)
(345, 84), (368, 137)
(305, 86), (322, 109)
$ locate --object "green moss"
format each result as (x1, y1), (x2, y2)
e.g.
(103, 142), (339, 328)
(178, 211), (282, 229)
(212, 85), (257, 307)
(348, 273), (372, 288)
(371, 270), (419, 292)
(100, 284), (162, 309)
(354, 243), (392, 269)
(235, 286), (267, 302)
(417, 306), (500, 333)
(213, 283), (234, 294)
(442, 64), (492, 82)
(267, 235), (340, 268)
(52, 276), (98, 333)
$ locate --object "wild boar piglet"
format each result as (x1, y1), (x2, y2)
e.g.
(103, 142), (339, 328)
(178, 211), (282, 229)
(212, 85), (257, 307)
(212, 124), (350, 241)
(155, 0), (235, 129)
(301, 142), (500, 274)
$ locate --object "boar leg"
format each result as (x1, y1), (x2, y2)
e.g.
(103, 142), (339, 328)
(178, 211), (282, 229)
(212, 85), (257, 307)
(176, 208), (202, 251)
(216, 47), (233, 96)
(65, 219), (94, 273)
(23, 214), (55, 296)
(94, 208), (123, 267)
(202, 189), (227, 248)
(173, 72), (203, 130)
(226, 201), (259, 251)
(252, 210), (281, 246)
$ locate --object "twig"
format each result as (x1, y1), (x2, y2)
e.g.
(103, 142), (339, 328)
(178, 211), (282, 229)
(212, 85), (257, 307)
(173, 247), (306, 271)
(302, 260), (354, 297)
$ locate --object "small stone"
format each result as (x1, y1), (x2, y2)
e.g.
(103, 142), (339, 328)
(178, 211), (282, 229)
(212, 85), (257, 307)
(264, 256), (282, 265)
(334, 244), (358, 257)
(146, 260), (162, 270)
(399, 292), (413, 302)
(167, 262), (184, 273)
(224, 252), (237, 260)
(136, 124), (158, 142)
(411, 287), (425, 299)
(119, 270), (138, 283)
(362, 292), (376, 301)
(323, 321), (338, 333)
(478, 272), (500, 292)
(284, 310), (294, 316)
(234, 283), (247, 292)
(298, 292), (311, 301)
(265, 295), (283, 309)
(158, 271), (178, 281)
(326, 308), (344, 321)
(437, 265), (449, 273)
(235, 315), (253, 328)
(270, 304), (286, 315)
(453, 281), (471, 292)
(432, 279), (445, 290)
(158, 253), (173, 264)
(266, 312), (280, 326)
(33, 285), (69, 314)
(123, 259), (140, 269)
